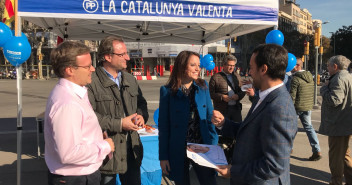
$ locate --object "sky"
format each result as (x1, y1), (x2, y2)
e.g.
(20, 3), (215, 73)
(296, 0), (352, 37)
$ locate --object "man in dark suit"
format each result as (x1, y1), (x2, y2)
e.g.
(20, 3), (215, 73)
(212, 44), (297, 185)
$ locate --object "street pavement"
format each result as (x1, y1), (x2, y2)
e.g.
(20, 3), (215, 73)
(0, 77), (346, 185)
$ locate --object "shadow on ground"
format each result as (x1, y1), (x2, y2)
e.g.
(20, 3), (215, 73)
(290, 163), (330, 185)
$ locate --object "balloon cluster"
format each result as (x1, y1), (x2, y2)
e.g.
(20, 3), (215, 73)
(265, 30), (296, 72)
(200, 54), (215, 71)
(0, 22), (31, 67)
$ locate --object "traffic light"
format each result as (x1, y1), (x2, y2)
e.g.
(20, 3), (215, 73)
(319, 46), (324, 54)
(302, 55), (305, 62)
(304, 41), (310, 55)
(314, 27), (321, 47)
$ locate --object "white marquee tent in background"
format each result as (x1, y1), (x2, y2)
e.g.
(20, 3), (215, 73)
(14, 0), (279, 184)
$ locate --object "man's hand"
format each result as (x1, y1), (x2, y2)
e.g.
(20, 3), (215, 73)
(134, 114), (145, 127)
(231, 94), (239, 101)
(246, 88), (255, 97)
(222, 95), (231, 102)
(104, 138), (115, 152)
(160, 160), (171, 175)
(122, 113), (139, 131)
(216, 165), (231, 178)
(211, 110), (225, 127)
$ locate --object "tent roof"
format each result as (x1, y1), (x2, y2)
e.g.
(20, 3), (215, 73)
(18, 0), (278, 44)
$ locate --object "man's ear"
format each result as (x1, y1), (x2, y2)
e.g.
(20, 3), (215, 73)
(333, 63), (338, 71)
(104, 54), (112, 63)
(65, 66), (74, 77)
(261, 64), (268, 74)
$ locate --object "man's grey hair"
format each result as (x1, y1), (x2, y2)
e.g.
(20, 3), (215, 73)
(328, 55), (351, 70)
(222, 55), (237, 66)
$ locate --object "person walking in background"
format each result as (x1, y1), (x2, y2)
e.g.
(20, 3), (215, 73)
(45, 41), (114, 185)
(289, 58), (322, 161)
(211, 44), (297, 185)
(209, 55), (245, 163)
(87, 36), (149, 185)
(158, 51), (218, 185)
(319, 55), (352, 185)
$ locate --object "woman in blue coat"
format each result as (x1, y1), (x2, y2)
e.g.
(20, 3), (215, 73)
(158, 50), (219, 185)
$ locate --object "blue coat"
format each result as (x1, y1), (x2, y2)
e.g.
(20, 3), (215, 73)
(222, 85), (297, 185)
(158, 81), (218, 182)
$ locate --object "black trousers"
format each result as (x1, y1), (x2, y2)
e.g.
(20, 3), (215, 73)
(100, 133), (141, 185)
(48, 170), (101, 185)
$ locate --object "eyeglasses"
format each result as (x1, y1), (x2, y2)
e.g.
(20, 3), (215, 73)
(226, 64), (236, 67)
(111, 52), (129, 57)
(73, 64), (93, 70)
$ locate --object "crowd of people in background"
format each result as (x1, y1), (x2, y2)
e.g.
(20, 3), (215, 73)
(43, 38), (352, 185)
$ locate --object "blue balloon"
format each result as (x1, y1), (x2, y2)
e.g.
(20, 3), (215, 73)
(3, 36), (32, 66)
(203, 54), (213, 67)
(265, 30), (284, 46)
(206, 62), (215, 71)
(0, 22), (12, 47)
(286, 53), (297, 72)
(153, 108), (159, 126)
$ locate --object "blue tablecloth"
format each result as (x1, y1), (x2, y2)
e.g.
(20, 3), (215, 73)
(116, 134), (161, 185)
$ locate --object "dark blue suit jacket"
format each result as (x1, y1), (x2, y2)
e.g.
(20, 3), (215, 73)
(222, 85), (297, 185)
(158, 81), (218, 182)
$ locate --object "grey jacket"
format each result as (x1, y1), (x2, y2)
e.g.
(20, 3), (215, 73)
(87, 66), (149, 174)
(319, 70), (352, 136)
(289, 70), (314, 111)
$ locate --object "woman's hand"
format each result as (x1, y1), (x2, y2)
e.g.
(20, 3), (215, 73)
(160, 160), (171, 175)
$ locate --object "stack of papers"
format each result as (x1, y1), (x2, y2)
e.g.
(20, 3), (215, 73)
(137, 128), (159, 136)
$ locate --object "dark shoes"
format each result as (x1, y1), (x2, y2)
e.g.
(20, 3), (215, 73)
(308, 152), (322, 161)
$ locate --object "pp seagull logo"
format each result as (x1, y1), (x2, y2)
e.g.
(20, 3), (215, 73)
(83, 0), (99, 13)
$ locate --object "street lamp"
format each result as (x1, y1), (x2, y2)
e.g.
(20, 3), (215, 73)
(319, 21), (329, 73)
(329, 31), (336, 55)
(313, 21), (329, 107)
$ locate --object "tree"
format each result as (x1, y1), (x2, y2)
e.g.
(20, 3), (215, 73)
(331, 25), (352, 59)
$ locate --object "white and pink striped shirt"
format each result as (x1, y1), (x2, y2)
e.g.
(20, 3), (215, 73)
(44, 78), (111, 176)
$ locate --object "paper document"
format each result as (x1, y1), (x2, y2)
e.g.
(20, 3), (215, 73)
(186, 143), (227, 169)
(137, 128), (158, 136)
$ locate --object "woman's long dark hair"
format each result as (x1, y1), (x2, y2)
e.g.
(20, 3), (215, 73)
(166, 50), (206, 94)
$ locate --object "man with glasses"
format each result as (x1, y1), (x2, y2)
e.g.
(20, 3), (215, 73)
(87, 36), (148, 185)
(45, 41), (115, 185)
(289, 58), (321, 161)
(209, 55), (245, 163)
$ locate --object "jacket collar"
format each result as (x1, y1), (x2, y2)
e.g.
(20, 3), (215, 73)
(95, 66), (131, 88)
(176, 80), (200, 97)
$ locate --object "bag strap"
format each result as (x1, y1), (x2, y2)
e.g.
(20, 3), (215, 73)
(219, 72), (236, 92)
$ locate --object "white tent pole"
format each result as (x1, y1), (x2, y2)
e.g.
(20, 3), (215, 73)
(201, 44), (205, 79)
(15, 0), (23, 183)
